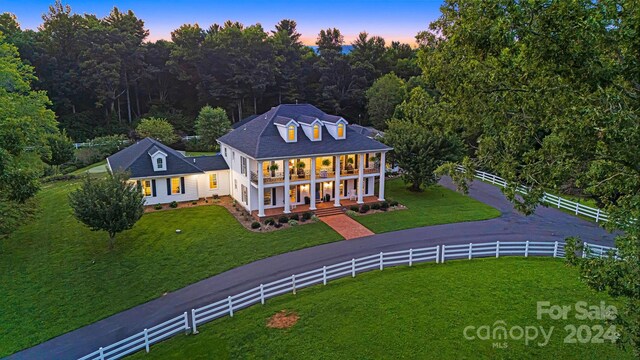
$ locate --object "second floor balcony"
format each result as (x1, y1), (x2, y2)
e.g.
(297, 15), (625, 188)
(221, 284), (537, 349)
(251, 166), (380, 185)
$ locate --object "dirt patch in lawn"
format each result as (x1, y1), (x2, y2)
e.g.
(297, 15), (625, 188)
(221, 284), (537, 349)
(267, 310), (299, 329)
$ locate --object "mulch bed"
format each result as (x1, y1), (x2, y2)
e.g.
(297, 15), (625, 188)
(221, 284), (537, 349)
(266, 310), (300, 329)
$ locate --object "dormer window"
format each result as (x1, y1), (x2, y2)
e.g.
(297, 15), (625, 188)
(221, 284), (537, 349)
(288, 125), (296, 141)
(149, 146), (167, 171)
(313, 124), (320, 139)
(274, 116), (299, 143)
(321, 117), (348, 140)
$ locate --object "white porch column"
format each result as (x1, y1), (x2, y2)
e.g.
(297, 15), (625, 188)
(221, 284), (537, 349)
(378, 152), (386, 201)
(334, 155), (341, 207)
(310, 157), (317, 210)
(283, 158), (291, 213)
(257, 161), (265, 217)
(357, 154), (364, 204)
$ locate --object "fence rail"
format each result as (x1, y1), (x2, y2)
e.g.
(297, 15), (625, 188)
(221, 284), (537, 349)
(77, 240), (615, 359)
(458, 167), (609, 223)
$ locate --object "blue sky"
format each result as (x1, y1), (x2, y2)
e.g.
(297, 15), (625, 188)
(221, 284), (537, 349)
(4, 0), (443, 45)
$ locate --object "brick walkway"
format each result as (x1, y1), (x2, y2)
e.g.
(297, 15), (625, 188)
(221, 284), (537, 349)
(320, 214), (375, 240)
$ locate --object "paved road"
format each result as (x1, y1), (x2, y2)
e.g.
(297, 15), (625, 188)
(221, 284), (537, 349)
(7, 178), (615, 360)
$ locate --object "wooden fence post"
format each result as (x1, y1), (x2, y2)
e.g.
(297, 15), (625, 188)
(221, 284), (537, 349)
(441, 245), (446, 263)
(323, 266), (327, 285)
(183, 312), (189, 334)
(553, 241), (558, 258)
(228, 296), (233, 317)
(575, 202), (580, 215)
(525, 241), (529, 257)
(352, 258), (356, 277)
(557, 196), (561, 208)
(496, 241), (500, 258)
(409, 249), (413, 266)
(379, 252), (384, 270)
(292, 274), (296, 295)
(144, 328), (150, 353)
(99, 347), (104, 360)
(596, 209), (600, 223)
(191, 309), (198, 334)
(260, 284), (265, 304)
(582, 242), (588, 258)
(468, 243), (473, 260)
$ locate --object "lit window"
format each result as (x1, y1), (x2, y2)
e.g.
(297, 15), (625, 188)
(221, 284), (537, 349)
(171, 178), (181, 194)
(209, 174), (218, 189)
(156, 158), (163, 168)
(313, 124), (320, 139)
(337, 123), (344, 138)
(288, 125), (295, 141)
(142, 180), (152, 196)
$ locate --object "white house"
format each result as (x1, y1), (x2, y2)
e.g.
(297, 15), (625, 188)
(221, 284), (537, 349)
(107, 104), (392, 217)
(106, 138), (230, 205)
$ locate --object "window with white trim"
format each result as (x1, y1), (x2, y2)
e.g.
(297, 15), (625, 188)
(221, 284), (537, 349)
(240, 156), (247, 176)
(142, 180), (152, 196)
(241, 184), (248, 205)
(171, 178), (181, 194)
(209, 174), (218, 189)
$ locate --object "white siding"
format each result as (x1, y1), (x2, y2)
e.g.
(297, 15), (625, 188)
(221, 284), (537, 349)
(197, 171), (231, 197)
(137, 175), (200, 205)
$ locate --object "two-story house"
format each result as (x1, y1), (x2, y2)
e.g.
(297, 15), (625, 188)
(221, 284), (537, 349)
(217, 104), (392, 217)
(107, 104), (392, 218)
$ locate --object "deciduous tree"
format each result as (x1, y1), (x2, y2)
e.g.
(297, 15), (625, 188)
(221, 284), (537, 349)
(135, 117), (177, 144)
(195, 106), (231, 150)
(69, 171), (144, 250)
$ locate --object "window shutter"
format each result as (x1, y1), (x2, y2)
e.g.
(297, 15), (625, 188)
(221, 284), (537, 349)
(166, 178), (171, 195)
(136, 180), (141, 188)
(343, 181), (347, 196)
(296, 185), (300, 202)
(355, 155), (358, 169)
(180, 177), (185, 194)
(365, 178), (369, 194)
(272, 188), (276, 206)
(354, 179), (357, 190)
(365, 153), (369, 166)
(151, 179), (157, 197)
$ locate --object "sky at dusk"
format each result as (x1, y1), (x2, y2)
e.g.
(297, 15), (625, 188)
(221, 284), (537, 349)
(3, 0), (444, 45)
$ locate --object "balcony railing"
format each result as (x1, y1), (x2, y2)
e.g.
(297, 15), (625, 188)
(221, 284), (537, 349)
(251, 167), (380, 184)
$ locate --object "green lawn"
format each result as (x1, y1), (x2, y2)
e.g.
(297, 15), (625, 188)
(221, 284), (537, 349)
(185, 151), (217, 156)
(129, 257), (632, 359)
(0, 180), (342, 357)
(355, 178), (501, 233)
(0, 177), (499, 356)
(70, 159), (107, 174)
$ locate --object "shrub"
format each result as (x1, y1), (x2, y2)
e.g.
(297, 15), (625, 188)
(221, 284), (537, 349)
(371, 203), (381, 210)
(290, 213), (300, 221)
(302, 212), (312, 221)
(359, 204), (370, 213)
(274, 223), (283, 228)
(381, 201), (389, 209)
(350, 205), (359, 212)
(278, 215), (289, 224)
(389, 200), (399, 207)
(288, 220), (298, 226)
(311, 215), (320, 222)
(264, 217), (275, 225)
(346, 210), (358, 217)
(251, 221), (261, 229)
(213, 194), (219, 199)
(41, 174), (79, 183)
(169, 201), (178, 208)
(154, 204), (163, 210)
(191, 201), (197, 205)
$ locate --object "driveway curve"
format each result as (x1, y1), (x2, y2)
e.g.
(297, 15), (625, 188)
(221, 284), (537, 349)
(8, 178), (615, 360)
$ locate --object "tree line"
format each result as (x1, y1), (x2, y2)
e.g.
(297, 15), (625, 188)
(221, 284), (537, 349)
(0, 1), (421, 141)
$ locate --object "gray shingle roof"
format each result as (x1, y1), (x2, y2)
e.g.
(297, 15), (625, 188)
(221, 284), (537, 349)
(107, 138), (228, 178)
(232, 114), (259, 129)
(217, 104), (392, 159)
(273, 116), (294, 125)
(296, 115), (318, 125)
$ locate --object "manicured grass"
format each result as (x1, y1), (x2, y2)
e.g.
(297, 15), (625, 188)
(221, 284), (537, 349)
(355, 178), (501, 233)
(0, 180), (343, 357)
(70, 159), (107, 175)
(130, 257), (632, 359)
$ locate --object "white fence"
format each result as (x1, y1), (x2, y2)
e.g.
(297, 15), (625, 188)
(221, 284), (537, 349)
(461, 167), (609, 223)
(77, 240), (615, 360)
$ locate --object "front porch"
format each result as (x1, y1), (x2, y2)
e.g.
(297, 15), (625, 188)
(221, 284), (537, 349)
(252, 195), (380, 220)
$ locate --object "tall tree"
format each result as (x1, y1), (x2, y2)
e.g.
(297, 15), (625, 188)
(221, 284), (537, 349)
(135, 117), (177, 144)
(365, 73), (406, 130)
(0, 34), (57, 203)
(195, 105), (231, 150)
